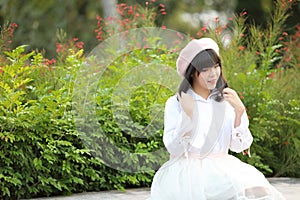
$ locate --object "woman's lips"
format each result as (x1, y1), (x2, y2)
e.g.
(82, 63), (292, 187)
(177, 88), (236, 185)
(208, 79), (217, 84)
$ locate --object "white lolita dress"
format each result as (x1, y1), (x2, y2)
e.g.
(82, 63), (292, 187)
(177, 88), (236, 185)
(149, 89), (285, 200)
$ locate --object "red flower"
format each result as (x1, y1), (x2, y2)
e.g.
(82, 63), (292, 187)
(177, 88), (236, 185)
(239, 46), (245, 51)
(75, 41), (84, 49)
(285, 56), (291, 62)
(196, 31), (202, 37)
(11, 23), (18, 28)
(268, 72), (275, 78)
(240, 11), (247, 16)
(243, 149), (249, 156)
(56, 43), (63, 53)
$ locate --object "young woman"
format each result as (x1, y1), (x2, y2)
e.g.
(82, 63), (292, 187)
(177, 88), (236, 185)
(149, 38), (285, 200)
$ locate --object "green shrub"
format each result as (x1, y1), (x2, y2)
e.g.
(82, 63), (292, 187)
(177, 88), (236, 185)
(201, 0), (300, 176)
(0, 0), (299, 199)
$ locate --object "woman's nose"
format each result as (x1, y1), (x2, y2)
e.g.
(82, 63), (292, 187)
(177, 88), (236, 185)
(209, 68), (218, 77)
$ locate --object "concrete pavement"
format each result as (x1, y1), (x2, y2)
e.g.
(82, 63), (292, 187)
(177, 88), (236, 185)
(27, 178), (300, 200)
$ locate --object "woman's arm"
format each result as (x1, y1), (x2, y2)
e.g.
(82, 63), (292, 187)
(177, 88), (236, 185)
(223, 88), (253, 153)
(230, 110), (253, 153)
(163, 95), (197, 157)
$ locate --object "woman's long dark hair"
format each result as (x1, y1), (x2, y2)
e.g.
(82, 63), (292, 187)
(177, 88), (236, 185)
(178, 49), (228, 102)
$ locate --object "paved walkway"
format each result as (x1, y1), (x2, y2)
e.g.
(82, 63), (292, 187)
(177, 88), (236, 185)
(27, 178), (299, 200)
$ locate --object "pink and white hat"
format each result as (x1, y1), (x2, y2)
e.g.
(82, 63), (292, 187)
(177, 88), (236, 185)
(176, 37), (220, 77)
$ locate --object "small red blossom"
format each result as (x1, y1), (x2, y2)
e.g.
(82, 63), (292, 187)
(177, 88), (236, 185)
(128, 9), (134, 15)
(11, 22), (18, 28)
(285, 56), (291, 62)
(268, 72), (275, 78)
(239, 46), (245, 51)
(256, 51), (261, 55)
(196, 31), (202, 37)
(1, 22), (19, 51)
(75, 41), (84, 49)
(243, 149), (249, 156)
(201, 26), (207, 33)
(161, 25), (166, 29)
(44, 58), (56, 66)
(56, 43), (63, 53)
(240, 11), (247, 16)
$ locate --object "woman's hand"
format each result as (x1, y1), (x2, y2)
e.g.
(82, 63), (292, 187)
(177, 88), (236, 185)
(177, 92), (194, 119)
(223, 88), (245, 115)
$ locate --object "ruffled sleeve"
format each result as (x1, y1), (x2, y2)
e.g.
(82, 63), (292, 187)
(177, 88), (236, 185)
(229, 110), (253, 154)
(163, 96), (197, 157)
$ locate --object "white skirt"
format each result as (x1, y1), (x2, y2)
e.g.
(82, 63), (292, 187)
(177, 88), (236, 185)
(149, 154), (285, 200)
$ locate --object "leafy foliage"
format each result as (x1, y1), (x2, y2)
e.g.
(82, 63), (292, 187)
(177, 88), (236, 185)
(0, 0), (299, 199)
(201, 0), (300, 176)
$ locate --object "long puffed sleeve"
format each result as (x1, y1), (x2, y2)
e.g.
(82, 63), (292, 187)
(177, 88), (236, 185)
(163, 96), (197, 157)
(229, 110), (253, 153)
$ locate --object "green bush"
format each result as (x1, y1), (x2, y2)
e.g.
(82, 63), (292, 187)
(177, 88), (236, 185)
(202, 0), (300, 176)
(0, 0), (299, 199)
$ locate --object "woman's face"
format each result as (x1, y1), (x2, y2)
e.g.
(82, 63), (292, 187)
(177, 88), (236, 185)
(194, 64), (221, 90)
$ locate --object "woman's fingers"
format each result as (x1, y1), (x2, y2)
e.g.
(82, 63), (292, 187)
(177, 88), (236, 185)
(178, 92), (194, 118)
(223, 88), (245, 113)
